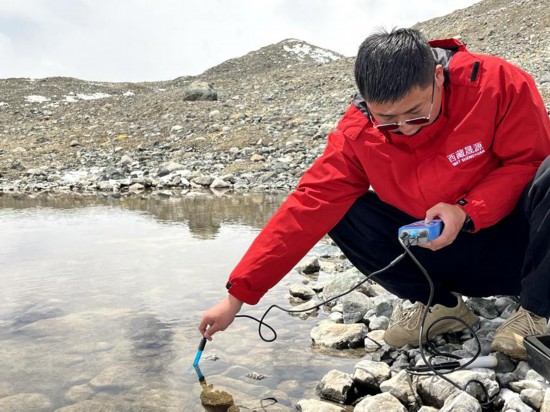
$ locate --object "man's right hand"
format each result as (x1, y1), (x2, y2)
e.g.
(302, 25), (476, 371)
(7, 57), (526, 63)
(198, 294), (243, 340)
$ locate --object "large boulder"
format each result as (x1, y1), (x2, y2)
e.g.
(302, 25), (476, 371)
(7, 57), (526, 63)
(183, 81), (217, 101)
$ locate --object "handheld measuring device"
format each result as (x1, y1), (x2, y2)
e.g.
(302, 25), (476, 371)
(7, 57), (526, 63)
(398, 219), (443, 244)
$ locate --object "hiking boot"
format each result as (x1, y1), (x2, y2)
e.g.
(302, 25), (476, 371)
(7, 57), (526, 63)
(491, 306), (548, 360)
(383, 293), (478, 348)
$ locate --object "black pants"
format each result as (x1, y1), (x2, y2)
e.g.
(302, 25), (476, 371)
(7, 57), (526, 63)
(329, 156), (550, 317)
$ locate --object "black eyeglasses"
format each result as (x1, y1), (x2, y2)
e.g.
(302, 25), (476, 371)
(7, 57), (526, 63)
(368, 78), (435, 132)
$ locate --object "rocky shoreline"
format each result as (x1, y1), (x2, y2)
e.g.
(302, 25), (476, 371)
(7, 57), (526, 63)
(287, 255), (550, 411)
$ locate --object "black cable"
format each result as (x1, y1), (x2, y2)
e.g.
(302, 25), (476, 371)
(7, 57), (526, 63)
(235, 234), (498, 408)
(235, 252), (407, 342)
(397, 234), (496, 408)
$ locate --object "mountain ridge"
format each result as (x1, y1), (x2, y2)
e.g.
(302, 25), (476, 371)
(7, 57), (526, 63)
(0, 0), (548, 194)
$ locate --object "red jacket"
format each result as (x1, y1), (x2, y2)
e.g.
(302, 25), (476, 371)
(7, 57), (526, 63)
(227, 39), (550, 305)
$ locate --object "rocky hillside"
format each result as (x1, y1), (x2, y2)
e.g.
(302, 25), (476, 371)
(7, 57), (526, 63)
(0, 0), (548, 196)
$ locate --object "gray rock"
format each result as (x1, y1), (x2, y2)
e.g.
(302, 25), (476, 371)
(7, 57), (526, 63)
(365, 329), (386, 352)
(328, 312), (343, 323)
(289, 284), (316, 300)
(246, 371), (267, 380)
(494, 352), (516, 374)
(354, 392), (407, 412)
(316, 369), (353, 404)
(467, 297), (499, 319)
(128, 182), (145, 192)
(380, 369), (417, 406)
(500, 388), (535, 412)
(368, 316), (389, 331)
(341, 291), (372, 324)
(372, 295), (399, 318)
(296, 398), (346, 411)
(417, 369), (499, 408)
(515, 361), (534, 380)
(290, 299), (319, 319)
(510, 379), (549, 392)
(191, 176), (214, 187)
(541, 388), (550, 412)
(210, 177), (231, 188)
(520, 388), (545, 410)
(462, 336), (492, 356)
(353, 359), (391, 391)
(299, 257), (320, 274)
(525, 369), (547, 382)
(494, 297), (517, 314)
(440, 391), (481, 412)
(323, 270), (369, 304)
(310, 320), (367, 349)
(497, 372), (519, 388)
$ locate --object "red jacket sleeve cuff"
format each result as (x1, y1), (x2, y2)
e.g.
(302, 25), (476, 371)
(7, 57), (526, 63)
(226, 281), (263, 305)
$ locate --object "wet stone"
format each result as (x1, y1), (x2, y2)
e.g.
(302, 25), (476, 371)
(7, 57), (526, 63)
(64, 384), (95, 403)
(246, 371), (267, 380)
(364, 329), (385, 352)
(200, 383), (235, 408)
(89, 364), (138, 390)
(316, 369), (353, 404)
(298, 257), (320, 274)
(353, 359), (391, 391)
(310, 320), (367, 349)
(289, 284), (316, 300)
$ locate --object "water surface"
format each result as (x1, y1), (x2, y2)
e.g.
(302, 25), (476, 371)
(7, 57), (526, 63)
(0, 194), (360, 410)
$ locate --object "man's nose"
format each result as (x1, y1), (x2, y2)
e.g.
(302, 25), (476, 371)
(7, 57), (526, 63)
(398, 123), (420, 136)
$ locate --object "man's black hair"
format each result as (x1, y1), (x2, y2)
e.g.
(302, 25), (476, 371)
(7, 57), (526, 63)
(355, 28), (435, 104)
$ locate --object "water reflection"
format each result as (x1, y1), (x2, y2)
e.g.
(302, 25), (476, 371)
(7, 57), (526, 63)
(0, 192), (357, 410)
(0, 192), (284, 240)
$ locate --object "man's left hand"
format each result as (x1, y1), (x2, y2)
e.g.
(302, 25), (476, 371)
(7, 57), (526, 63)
(420, 202), (467, 251)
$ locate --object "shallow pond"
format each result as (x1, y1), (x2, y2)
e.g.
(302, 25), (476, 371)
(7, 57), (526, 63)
(0, 194), (361, 411)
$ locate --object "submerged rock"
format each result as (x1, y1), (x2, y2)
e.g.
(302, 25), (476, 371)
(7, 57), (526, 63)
(310, 320), (367, 349)
(0, 393), (53, 411)
(200, 383), (235, 408)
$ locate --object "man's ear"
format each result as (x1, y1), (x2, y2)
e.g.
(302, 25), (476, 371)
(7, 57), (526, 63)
(435, 64), (445, 87)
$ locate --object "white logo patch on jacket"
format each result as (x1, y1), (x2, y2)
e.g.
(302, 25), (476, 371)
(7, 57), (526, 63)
(447, 142), (486, 166)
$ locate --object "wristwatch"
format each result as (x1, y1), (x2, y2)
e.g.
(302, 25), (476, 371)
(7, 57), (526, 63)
(461, 214), (475, 233)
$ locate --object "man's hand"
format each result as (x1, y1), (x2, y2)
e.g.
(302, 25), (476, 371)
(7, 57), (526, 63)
(198, 294), (243, 341)
(420, 202), (467, 251)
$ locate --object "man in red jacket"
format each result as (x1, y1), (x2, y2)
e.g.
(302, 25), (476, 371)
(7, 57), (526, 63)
(199, 28), (550, 360)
